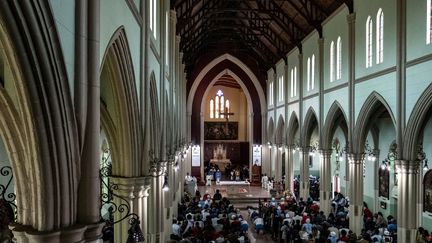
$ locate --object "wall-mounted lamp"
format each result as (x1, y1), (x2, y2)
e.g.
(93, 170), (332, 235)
(162, 176), (169, 192)
(417, 142), (429, 172)
(308, 141), (319, 157)
(364, 140), (377, 161)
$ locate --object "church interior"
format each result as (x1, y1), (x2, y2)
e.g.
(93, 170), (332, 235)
(1, 0), (432, 242)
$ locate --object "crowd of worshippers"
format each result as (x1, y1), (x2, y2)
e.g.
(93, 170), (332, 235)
(261, 174), (320, 201)
(246, 192), (401, 242)
(170, 189), (250, 243)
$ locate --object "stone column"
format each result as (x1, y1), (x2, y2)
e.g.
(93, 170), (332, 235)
(285, 146), (293, 193)
(299, 147), (310, 200)
(147, 176), (164, 243)
(319, 150), (332, 216)
(109, 176), (151, 243)
(11, 224), (89, 243)
(347, 153), (364, 235)
(397, 160), (420, 243)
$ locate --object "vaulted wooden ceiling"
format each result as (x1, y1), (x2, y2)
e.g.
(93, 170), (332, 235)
(172, 0), (353, 79)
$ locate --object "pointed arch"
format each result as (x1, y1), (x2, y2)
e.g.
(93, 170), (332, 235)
(267, 117), (275, 143)
(188, 54), (266, 144)
(149, 72), (161, 157)
(302, 107), (319, 146)
(404, 83), (432, 160)
(287, 112), (300, 145)
(100, 104), (119, 167)
(0, 1), (80, 231)
(100, 27), (141, 176)
(353, 92), (396, 153)
(322, 101), (349, 150)
(275, 115), (285, 144)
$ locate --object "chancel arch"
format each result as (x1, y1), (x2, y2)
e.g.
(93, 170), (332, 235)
(189, 55), (265, 183)
(200, 69), (253, 181)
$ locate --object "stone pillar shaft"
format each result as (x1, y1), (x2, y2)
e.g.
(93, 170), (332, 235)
(285, 147), (293, 193)
(110, 176), (151, 243)
(397, 160), (420, 243)
(299, 147), (310, 199)
(319, 150), (332, 216)
(347, 153), (364, 235)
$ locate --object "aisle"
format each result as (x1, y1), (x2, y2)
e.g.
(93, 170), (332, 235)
(238, 210), (277, 243)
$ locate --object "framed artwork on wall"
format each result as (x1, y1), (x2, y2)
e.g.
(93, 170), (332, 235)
(424, 170), (432, 213)
(378, 167), (389, 199)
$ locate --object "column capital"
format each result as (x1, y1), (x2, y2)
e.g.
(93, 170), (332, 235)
(347, 12), (356, 24)
(299, 146), (311, 153)
(397, 160), (421, 174)
(318, 37), (325, 45)
(109, 176), (152, 198)
(319, 149), (333, 158)
(347, 153), (364, 164)
(170, 9), (177, 20)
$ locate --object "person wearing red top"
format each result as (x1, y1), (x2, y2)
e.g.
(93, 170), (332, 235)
(363, 202), (373, 219)
(339, 229), (349, 242)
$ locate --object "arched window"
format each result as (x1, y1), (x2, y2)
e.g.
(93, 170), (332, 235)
(220, 95), (225, 118)
(311, 54), (315, 90)
(294, 66), (297, 97)
(427, 0), (432, 44)
(376, 9), (384, 64)
(165, 12), (169, 65)
(215, 95), (220, 118)
(307, 57), (311, 91)
(336, 37), (342, 80)
(210, 90), (230, 119)
(269, 81), (274, 106)
(225, 100), (230, 118)
(278, 76), (284, 102)
(366, 16), (373, 68)
(150, 0), (157, 38)
(290, 69), (294, 97)
(210, 99), (214, 118)
(330, 41), (335, 82)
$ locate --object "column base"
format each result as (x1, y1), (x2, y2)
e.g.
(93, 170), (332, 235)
(397, 227), (416, 243)
(10, 222), (104, 243)
(147, 233), (161, 243)
(348, 204), (363, 235)
(300, 181), (309, 200)
(319, 190), (331, 216)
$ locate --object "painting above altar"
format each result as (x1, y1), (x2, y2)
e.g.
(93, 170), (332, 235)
(204, 122), (238, 140)
(210, 144), (231, 171)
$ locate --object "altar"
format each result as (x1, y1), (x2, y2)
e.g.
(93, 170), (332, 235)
(209, 144), (231, 172)
(210, 159), (231, 172)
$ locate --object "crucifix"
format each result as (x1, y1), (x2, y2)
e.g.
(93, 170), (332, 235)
(220, 107), (234, 134)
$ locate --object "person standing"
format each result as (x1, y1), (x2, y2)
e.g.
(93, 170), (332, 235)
(262, 174), (269, 189)
(215, 169), (222, 183)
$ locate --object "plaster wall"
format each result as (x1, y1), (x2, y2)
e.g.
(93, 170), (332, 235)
(354, 0), (397, 79)
(322, 6), (349, 89)
(406, 0), (432, 61)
